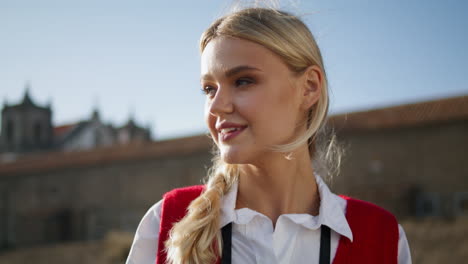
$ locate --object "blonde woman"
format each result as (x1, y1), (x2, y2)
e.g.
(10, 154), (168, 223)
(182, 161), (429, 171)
(126, 7), (411, 264)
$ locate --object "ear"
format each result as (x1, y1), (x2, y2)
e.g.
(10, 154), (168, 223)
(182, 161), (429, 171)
(300, 65), (323, 111)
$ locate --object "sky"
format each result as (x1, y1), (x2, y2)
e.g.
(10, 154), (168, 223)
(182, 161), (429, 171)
(1, 0), (467, 140)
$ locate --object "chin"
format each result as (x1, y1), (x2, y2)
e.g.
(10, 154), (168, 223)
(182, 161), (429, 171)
(219, 146), (251, 164)
(220, 151), (243, 164)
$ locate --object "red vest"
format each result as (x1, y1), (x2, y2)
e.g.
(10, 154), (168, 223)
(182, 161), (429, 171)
(156, 185), (399, 264)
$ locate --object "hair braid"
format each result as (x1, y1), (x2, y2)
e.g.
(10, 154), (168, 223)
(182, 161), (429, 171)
(165, 6), (343, 264)
(165, 157), (239, 264)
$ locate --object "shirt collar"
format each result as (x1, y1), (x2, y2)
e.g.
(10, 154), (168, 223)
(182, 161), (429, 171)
(220, 179), (238, 228)
(314, 175), (353, 242)
(219, 174), (353, 242)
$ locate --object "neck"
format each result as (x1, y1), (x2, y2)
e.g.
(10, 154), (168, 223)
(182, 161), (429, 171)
(236, 145), (320, 226)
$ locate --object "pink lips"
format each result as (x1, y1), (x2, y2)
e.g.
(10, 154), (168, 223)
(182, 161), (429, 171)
(220, 127), (247, 141)
(216, 122), (248, 142)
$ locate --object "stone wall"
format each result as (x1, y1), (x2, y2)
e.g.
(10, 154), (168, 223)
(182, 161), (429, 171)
(333, 120), (468, 218)
(0, 137), (213, 249)
(0, 95), (467, 250)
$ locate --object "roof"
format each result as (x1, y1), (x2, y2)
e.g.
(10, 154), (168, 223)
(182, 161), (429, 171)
(0, 134), (212, 176)
(329, 95), (468, 132)
(53, 124), (77, 138)
(1, 94), (466, 176)
(2, 87), (50, 112)
(54, 121), (91, 146)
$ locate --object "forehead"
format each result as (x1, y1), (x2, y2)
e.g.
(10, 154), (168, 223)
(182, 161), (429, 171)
(201, 36), (288, 77)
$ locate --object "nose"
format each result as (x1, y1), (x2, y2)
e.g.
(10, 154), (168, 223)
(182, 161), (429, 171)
(207, 87), (234, 117)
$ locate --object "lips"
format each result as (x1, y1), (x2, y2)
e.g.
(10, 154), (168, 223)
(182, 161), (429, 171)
(216, 122), (248, 141)
(219, 126), (247, 141)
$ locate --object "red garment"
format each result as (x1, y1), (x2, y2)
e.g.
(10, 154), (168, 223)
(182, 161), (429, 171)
(156, 185), (205, 264)
(333, 195), (399, 264)
(156, 185), (398, 264)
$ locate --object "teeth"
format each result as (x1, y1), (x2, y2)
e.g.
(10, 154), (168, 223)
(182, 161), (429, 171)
(220, 127), (239, 134)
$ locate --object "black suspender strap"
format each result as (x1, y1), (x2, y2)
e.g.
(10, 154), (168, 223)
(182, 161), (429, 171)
(221, 223), (232, 264)
(319, 225), (331, 264)
(220, 223), (331, 264)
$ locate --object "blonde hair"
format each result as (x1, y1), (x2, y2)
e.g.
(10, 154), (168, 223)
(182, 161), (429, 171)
(165, 7), (342, 264)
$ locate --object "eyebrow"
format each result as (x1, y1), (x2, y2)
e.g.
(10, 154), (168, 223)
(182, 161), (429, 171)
(201, 65), (262, 81)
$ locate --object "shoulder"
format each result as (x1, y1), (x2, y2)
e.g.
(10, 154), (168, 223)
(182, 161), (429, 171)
(339, 195), (399, 249)
(126, 200), (163, 264)
(128, 186), (205, 264)
(160, 185), (206, 225)
(163, 185), (205, 201)
(340, 195), (397, 224)
(134, 200), (163, 236)
(334, 196), (402, 263)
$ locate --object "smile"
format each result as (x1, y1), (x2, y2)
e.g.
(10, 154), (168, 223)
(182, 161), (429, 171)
(219, 126), (247, 141)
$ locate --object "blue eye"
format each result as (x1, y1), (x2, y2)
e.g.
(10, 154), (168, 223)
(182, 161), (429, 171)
(235, 78), (253, 86)
(201, 86), (216, 97)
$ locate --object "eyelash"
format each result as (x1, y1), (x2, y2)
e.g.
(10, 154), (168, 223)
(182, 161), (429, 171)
(201, 77), (255, 97)
(235, 78), (254, 87)
(201, 86), (216, 96)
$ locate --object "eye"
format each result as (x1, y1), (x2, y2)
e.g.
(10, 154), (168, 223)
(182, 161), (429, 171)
(235, 78), (253, 87)
(201, 85), (216, 97)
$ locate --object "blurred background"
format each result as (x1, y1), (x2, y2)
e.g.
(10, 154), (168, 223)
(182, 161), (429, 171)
(0, 0), (467, 263)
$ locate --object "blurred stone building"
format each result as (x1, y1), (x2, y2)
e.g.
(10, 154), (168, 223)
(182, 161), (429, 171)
(329, 95), (468, 219)
(1, 88), (53, 154)
(0, 94), (466, 251)
(0, 87), (151, 162)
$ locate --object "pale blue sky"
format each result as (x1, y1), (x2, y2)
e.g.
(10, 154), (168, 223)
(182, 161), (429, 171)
(1, 0), (467, 139)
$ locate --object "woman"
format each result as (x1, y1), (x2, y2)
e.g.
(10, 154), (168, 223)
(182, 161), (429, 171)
(127, 7), (411, 264)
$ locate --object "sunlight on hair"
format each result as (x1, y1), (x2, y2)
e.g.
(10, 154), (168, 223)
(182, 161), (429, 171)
(166, 5), (343, 263)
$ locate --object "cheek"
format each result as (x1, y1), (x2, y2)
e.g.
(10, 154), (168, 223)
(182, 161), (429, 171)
(251, 94), (299, 140)
(204, 105), (218, 140)
(204, 104), (216, 133)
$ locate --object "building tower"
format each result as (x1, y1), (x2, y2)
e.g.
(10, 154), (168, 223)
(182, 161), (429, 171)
(0, 85), (53, 153)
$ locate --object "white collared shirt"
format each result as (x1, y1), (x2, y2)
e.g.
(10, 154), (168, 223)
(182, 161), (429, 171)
(126, 176), (412, 264)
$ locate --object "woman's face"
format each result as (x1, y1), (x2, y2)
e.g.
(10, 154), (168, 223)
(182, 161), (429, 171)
(201, 36), (309, 164)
